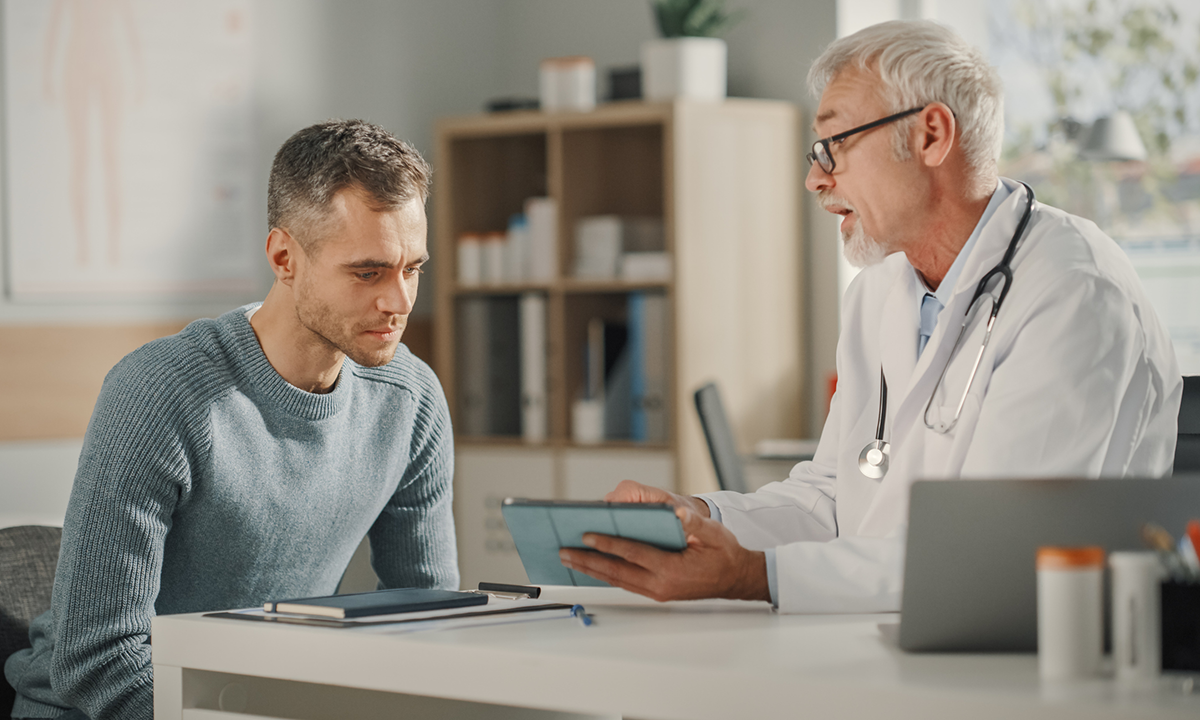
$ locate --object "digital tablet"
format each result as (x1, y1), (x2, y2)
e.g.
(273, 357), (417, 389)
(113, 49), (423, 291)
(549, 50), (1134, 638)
(501, 498), (687, 587)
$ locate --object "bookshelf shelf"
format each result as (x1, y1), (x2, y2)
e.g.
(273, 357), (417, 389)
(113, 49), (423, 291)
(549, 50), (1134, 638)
(434, 100), (806, 587)
(452, 283), (555, 296)
(450, 279), (673, 296)
(560, 279), (672, 293)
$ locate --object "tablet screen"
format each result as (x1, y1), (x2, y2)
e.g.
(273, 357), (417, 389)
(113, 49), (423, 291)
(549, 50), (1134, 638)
(501, 499), (687, 586)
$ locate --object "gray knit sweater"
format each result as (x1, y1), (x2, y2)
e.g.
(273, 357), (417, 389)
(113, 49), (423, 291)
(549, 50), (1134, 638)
(5, 305), (457, 719)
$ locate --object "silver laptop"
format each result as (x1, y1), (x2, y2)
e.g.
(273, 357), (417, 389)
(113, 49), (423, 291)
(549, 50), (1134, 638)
(898, 476), (1199, 652)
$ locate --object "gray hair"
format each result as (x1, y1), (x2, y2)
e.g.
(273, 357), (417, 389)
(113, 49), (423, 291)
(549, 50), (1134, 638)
(807, 20), (1003, 192)
(267, 119), (431, 248)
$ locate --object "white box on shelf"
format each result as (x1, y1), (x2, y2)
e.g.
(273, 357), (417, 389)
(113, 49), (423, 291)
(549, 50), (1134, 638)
(482, 232), (505, 285)
(573, 215), (623, 279)
(621, 252), (673, 281)
(457, 233), (482, 286)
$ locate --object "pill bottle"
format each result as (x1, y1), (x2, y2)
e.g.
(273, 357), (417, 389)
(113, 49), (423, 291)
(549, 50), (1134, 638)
(1036, 546), (1104, 681)
(1109, 551), (1163, 683)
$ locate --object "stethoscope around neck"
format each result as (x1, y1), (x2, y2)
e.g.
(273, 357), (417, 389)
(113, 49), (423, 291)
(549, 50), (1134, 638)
(858, 182), (1036, 480)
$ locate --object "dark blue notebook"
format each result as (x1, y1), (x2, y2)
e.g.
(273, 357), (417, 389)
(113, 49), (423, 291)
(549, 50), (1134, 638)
(263, 588), (486, 619)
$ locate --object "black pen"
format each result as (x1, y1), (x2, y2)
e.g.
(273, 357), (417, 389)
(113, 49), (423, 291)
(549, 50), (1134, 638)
(477, 582), (541, 599)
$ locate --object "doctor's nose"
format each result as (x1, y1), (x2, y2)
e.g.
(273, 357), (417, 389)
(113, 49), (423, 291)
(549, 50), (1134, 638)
(805, 159), (833, 193)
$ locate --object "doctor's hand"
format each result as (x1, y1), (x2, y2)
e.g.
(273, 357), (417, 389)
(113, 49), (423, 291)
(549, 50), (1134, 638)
(558, 505), (770, 603)
(604, 479), (710, 518)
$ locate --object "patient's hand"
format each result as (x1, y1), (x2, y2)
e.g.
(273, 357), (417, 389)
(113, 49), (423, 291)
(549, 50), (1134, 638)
(605, 479), (710, 518)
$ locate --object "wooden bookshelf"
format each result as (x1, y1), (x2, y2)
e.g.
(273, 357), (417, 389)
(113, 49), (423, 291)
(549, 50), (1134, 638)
(434, 100), (805, 587)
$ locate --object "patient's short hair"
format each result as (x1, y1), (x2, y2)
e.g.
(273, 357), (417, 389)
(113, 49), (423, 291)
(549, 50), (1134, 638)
(267, 119), (431, 250)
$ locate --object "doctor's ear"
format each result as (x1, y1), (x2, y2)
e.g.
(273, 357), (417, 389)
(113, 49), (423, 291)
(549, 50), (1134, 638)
(265, 228), (302, 286)
(914, 103), (956, 168)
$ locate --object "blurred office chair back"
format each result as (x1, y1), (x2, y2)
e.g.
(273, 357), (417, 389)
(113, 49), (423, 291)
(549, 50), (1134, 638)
(0, 525), (62, 716)
(1177, 376), (1200, 474)
(694, 382), (748, 494)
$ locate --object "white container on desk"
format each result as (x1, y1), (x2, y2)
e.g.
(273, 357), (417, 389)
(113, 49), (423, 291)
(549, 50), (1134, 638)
(1110, 551), (1163, 683)
(1036, 546), (1104, 681)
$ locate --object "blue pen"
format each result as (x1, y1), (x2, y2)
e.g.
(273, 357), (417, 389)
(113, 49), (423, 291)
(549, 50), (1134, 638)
(571, 604), (592, 627)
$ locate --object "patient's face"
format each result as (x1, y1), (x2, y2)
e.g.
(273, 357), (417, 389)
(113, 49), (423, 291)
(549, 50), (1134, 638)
(290, 188), (427, 367)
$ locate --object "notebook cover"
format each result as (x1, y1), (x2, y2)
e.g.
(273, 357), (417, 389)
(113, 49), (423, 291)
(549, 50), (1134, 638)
(264, 588), (487, 619)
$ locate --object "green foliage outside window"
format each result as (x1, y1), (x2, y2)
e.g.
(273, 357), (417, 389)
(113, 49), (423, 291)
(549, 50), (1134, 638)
(994, 0), (1200, 236)
(650, 0), (745, 38)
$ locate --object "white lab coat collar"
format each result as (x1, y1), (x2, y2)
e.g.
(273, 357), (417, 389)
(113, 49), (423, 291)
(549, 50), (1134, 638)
(932, 179), (1011, 308)
(886, 178), (1034, 446)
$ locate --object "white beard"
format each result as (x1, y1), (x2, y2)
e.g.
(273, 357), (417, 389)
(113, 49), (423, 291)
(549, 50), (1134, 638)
(841, 214), (888, 268)
(819, 193), (887, 268)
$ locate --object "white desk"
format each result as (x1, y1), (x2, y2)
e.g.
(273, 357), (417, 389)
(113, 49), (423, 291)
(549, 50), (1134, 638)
(152, 603), (1200, 720)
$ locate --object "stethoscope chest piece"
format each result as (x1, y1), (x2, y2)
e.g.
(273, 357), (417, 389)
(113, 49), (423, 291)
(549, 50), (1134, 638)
(860, 368), (891, 479)
(858, 439), (890, 479)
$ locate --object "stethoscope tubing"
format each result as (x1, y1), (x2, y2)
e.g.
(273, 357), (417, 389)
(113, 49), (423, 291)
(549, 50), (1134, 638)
(862, 182), (1036, 477)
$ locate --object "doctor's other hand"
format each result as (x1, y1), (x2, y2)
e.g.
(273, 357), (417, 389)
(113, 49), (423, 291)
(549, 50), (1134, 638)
(559, 505), (769, 603)
(604, 479), (710, 518)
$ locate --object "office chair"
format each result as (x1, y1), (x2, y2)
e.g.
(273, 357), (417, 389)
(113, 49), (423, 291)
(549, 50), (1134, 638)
(1176, 376), (1200, 474)
(694, 382), (749, 493)
(0, 525), (62, 716)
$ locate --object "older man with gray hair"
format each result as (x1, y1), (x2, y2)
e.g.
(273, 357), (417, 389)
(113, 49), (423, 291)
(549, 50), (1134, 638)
(6, 120), (456, 720)
(561, 20), (1180, 612)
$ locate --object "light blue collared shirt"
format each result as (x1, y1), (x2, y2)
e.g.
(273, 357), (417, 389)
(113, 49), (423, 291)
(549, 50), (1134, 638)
(916, 181), (1011, 357)
(703, 180), (1013, 608)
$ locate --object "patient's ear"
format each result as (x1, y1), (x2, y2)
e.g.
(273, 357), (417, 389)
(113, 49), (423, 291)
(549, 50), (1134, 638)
(265, 228), (300, 286)
(915, 103), (955, 168)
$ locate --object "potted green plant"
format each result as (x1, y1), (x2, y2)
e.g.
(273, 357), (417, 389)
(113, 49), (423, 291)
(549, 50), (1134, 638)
(642, 0), (744, 101)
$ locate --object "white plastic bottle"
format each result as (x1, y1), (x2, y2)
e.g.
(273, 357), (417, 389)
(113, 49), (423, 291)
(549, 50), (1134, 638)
(1109, 551), (1163, 683)
(1037, 546), (1105, 681)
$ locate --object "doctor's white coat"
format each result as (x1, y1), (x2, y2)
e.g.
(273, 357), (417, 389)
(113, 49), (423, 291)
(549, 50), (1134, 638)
(702, 178), (1182, 614)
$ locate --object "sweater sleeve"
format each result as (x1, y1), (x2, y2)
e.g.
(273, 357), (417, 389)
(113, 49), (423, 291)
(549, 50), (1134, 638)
(48, 351), (199, 720)
(368, 367), (459, 591)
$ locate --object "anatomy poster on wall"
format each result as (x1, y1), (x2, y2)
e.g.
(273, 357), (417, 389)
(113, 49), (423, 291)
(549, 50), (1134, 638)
(3, 0), (256, 301)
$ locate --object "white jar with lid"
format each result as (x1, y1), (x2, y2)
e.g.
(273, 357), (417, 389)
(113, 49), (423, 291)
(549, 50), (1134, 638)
(1037, 546), (1105, 681)
(539, 56), (595, 112)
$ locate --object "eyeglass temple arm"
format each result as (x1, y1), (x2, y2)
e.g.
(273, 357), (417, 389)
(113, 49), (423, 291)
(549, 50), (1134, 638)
(828, 106), (924, 143)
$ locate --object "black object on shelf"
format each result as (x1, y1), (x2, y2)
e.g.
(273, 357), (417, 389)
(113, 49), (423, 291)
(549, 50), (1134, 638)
(1162, 581), (1200, 670)
(608, 66), (641, 101)
(486, 97), (540, 113)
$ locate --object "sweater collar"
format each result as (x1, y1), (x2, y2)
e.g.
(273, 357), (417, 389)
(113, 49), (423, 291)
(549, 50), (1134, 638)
(222, 304), (353, 421)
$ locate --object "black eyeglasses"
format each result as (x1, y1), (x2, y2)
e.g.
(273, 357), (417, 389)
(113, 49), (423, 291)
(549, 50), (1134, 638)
(807, 106), (926, 174)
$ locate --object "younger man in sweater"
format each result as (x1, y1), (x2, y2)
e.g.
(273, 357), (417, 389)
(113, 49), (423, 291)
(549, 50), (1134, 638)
(5, 120), (456, 720)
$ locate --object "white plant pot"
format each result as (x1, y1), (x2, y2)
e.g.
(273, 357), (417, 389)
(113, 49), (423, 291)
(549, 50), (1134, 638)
(641, 37), (727, 101)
